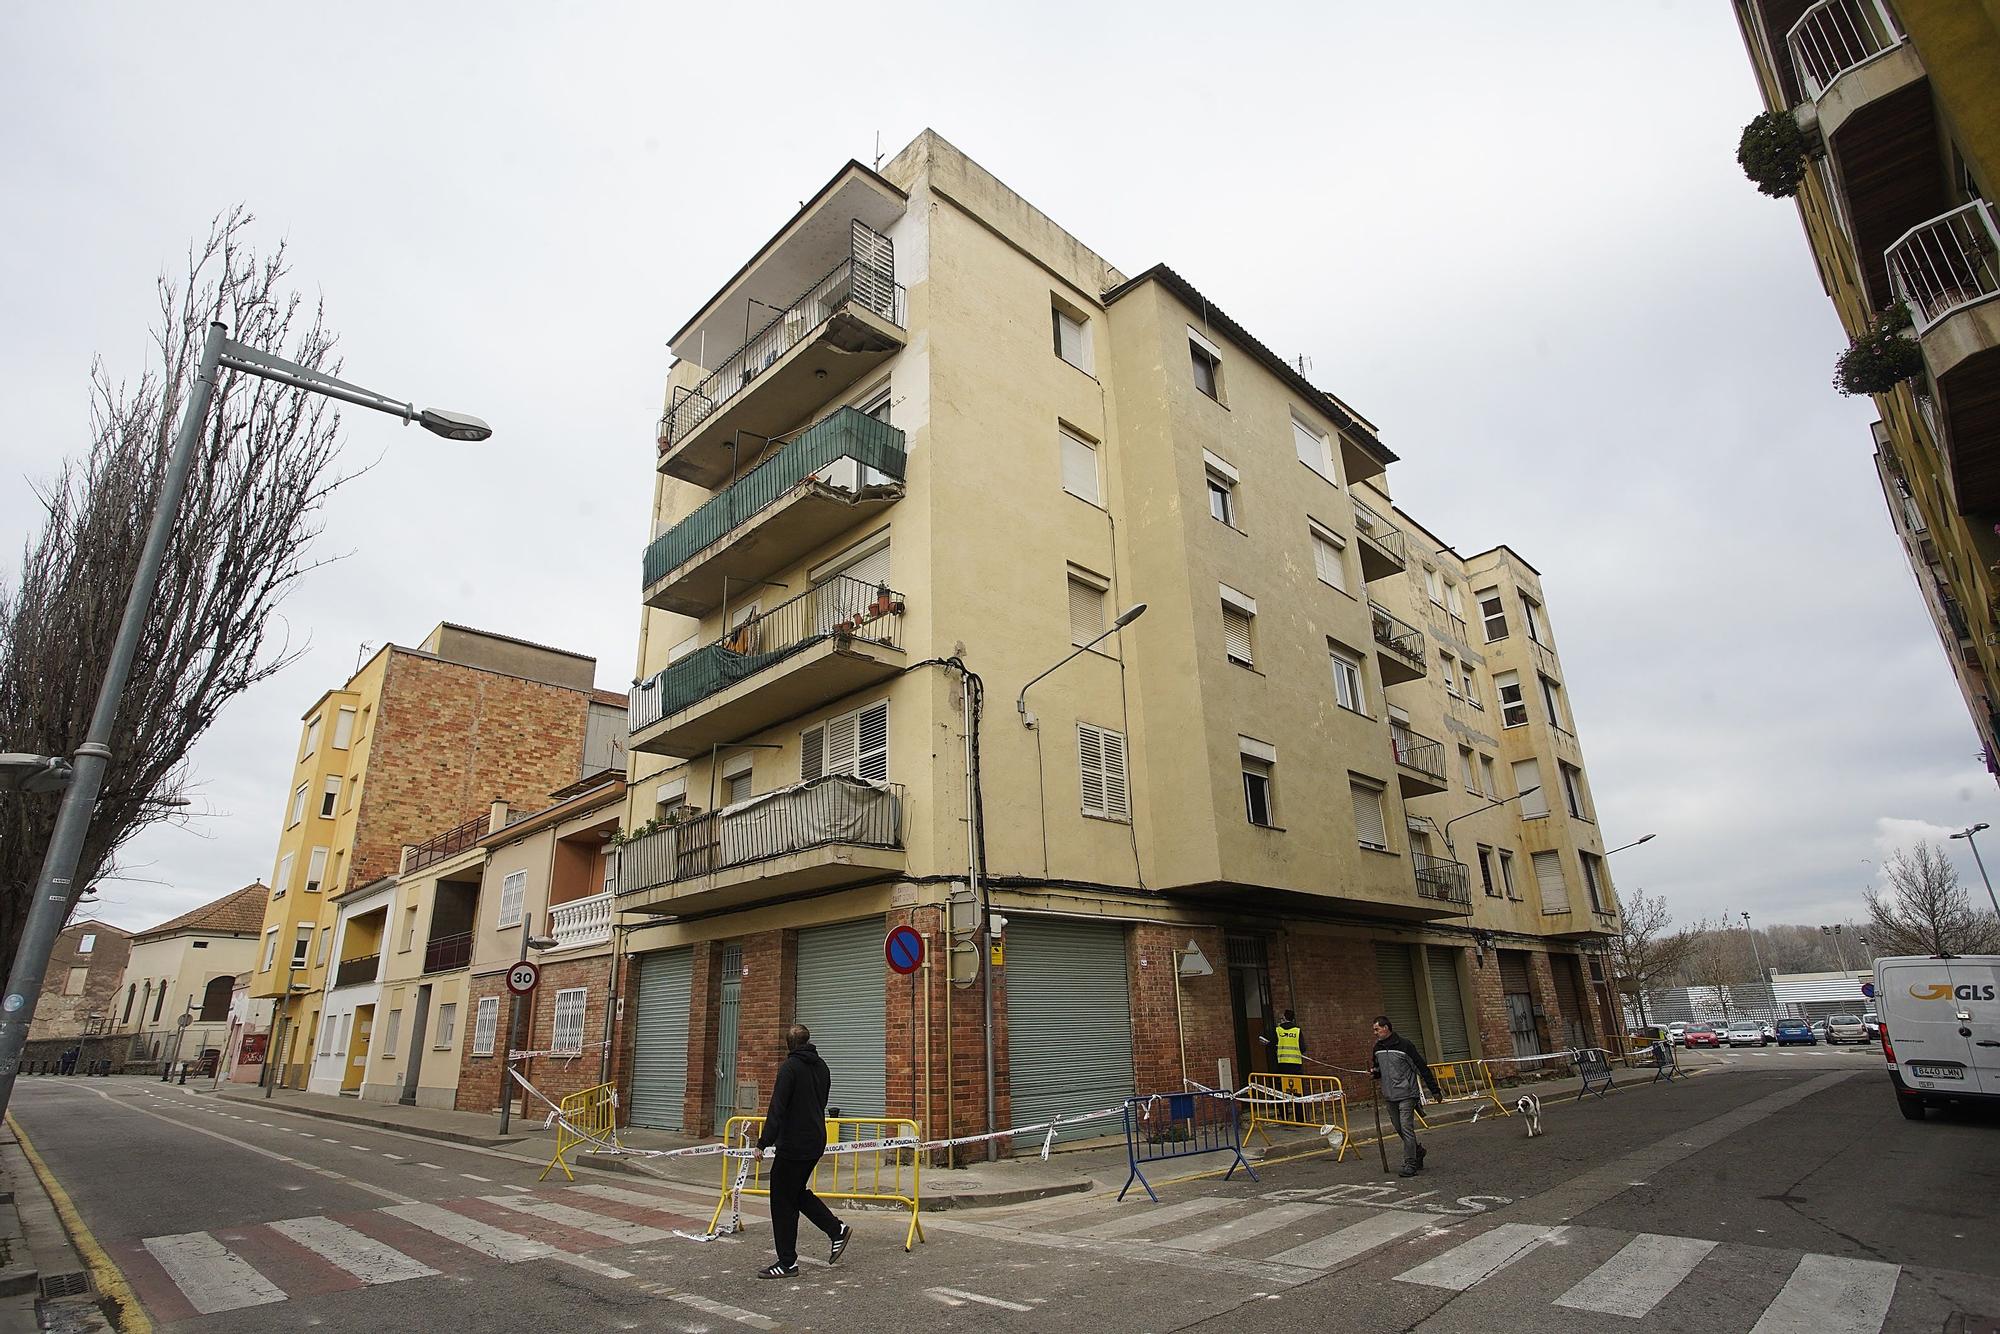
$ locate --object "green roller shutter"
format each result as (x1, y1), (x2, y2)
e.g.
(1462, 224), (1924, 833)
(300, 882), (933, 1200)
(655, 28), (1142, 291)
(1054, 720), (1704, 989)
(1549, 953), (1589, 1050)
(795, 919), (886, 1124)
(1426, 945), (1473, 1060)
(1006, 918), (1133, 1145)
(1374, 942), (1423, 1044)
(629, 948), (692, 1130)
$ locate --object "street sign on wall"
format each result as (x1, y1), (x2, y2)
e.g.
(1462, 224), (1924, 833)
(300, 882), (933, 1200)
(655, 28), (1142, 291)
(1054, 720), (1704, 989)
(885, 925), (925, 975)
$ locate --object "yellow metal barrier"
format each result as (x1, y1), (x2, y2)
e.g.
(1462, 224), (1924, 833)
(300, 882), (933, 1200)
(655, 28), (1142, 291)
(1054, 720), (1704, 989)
(1420, 1060), (1510, 1121)
(540, 1082), (617, 1182)
(709, 1116), (925, 1251)
(1241, 1073), (1350, 1161)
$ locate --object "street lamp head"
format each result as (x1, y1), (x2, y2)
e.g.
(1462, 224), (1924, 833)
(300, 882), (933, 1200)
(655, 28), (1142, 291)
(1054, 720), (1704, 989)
(417, 408), (492, 442)
(1517, 785), (1540, 798)
(1951, 822), (1990, 840)
(1635, 833), (1657, 845)
(527, 934), (560, 951)
(1112, 602), (1148, 630)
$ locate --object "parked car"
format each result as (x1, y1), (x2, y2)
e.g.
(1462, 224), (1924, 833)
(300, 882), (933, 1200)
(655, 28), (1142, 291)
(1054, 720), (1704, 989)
(1810, 1019), (1828, 1041)
(1667, 1022), (1690, 1046)
(1774, 1018), (1816, 1045)
(1762, 1021), (1777, 1042)
(1874, 954), (2000, 1120)
(1864, 1012), (1882, 1039)
(1684, 1022), (1722, 1048)
(1826, 1014), (1868, 1044)
(1725, 1020), (1768, 1047)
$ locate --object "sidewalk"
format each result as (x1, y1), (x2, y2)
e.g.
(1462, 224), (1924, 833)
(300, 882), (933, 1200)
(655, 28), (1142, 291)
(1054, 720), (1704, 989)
(0, 1121), (114, 1334)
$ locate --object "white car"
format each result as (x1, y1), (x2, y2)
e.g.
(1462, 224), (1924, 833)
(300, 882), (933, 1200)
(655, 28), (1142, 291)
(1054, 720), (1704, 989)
(1874, 955), (1999, 1120)
(1667, 1022), (1690, 1046)
(1725, 1021), (1767, 1047)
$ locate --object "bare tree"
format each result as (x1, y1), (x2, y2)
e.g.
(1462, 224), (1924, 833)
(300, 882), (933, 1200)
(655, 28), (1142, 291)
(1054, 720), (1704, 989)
(1608, 887), (1699, 1024)
(1678, 917), (1755, 1018)
(0, 208), (350, 966)
(1865, 842), (2000, 957)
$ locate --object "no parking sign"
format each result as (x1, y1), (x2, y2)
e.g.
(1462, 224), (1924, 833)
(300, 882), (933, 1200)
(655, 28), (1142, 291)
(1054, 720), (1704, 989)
(885, 926), (925, 975)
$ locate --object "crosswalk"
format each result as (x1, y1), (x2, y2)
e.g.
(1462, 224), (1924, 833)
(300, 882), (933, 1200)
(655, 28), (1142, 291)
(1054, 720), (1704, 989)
(116, 1181), (733, 1324)
(944, 1194), (1924, 1333)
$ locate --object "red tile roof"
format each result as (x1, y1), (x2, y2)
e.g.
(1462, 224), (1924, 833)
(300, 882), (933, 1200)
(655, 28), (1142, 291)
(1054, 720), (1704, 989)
(133, 882), (271, 942)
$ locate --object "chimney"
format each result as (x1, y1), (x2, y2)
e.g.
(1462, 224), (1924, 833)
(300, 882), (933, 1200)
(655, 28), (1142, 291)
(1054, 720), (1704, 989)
(489, 799), (511, 834)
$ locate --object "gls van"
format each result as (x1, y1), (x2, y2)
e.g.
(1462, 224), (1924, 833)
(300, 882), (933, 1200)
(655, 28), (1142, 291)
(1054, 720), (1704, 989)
(1875, 955), (2000, 1121)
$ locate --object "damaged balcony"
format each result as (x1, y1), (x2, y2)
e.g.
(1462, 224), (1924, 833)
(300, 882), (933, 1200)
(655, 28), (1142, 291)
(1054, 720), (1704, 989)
(642, 408), (907, 616)
(615, 776), (905, 915)
(628, 576), (904, 758)
(658, 220), (906, 487)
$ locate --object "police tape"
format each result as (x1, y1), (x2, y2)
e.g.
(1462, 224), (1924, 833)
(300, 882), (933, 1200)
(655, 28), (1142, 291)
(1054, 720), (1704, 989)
(506, 1039), (612, 1062)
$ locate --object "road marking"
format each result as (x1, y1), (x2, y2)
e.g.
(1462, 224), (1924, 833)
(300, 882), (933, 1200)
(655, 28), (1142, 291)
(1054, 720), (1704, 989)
(1071, 1197), (1234, 1239)
(482, 1194), (674, 1245)
(1394, 1223), (1568, 1290)
(460, 1173), (491, 1183)
(1159, 1202), (1329, 1254)
(928, 1214), (1322, 1288)
(267, 1216), (439, 1285)
(381, 1152), (405, 1161)
(667, 1292), (778, 1330)
(1263, 1209), (1433, 1269)
(7, 1116), (154, 1334)
(417, 1163), (445, 1171)
(571, 1184), (706, 1212)
(1749, 1253), (1901, 1334)
(1556, 1233), (1716, 1318)
(380, 1202), (553, 1263)
(927, 1286), (1034, 1312)
(141, 1233), (286, 1315)
(550, 1251), (634, 1280)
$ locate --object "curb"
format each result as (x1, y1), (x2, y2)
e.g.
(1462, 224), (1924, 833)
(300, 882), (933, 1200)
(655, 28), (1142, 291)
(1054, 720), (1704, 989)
(206, 1088), (527, 1149)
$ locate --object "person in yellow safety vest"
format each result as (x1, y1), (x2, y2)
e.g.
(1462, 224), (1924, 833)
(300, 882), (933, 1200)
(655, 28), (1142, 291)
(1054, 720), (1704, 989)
(1274, 1010), (1304, 1079)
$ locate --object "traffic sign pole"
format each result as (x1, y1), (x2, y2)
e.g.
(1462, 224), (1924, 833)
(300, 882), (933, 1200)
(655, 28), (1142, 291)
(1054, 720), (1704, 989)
(499, 916), (539, 1136)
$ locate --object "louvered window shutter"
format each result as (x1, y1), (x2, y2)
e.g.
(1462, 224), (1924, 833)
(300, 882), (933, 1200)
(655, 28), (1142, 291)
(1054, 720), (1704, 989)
(1533, 850), (1570, 913)
(801, 726), (825, 781)
(1223, 608), (1253, 663)
(857, 702), (889, 782)
(1099, 728), (1128, 821)
(1313, 533), (1345, 589)
(1078, 724), (1107, 816)
(825, 710), (858, 776)
(1350, 782), (1387, 848)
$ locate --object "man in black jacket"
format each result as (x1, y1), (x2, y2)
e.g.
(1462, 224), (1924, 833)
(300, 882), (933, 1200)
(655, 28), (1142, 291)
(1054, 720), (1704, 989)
(754, 1024), (853, 1279)
(1370, 1016), (1443, 1177)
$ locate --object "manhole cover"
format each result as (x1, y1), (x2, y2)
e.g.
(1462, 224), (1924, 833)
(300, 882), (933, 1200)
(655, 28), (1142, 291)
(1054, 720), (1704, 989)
(39, 1271), (91, 1299)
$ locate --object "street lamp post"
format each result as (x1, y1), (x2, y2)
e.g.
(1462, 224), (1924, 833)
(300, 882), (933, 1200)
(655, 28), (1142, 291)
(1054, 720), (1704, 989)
(1439, 787), (1542, 856)
(1822, 924), (1852, 977)
(1741, 911), (1769, 1020)
(1949, 822), (2000, 920)
(0, 322), (488, 1123)
(1604, 833), (1657, 857)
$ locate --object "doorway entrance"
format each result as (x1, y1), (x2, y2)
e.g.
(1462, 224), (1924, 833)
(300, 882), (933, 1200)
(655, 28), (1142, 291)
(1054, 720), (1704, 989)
(1226, 936), (1272, 1085)
(342, 1004), (375, 1093)
(714, 943), (742, 1129)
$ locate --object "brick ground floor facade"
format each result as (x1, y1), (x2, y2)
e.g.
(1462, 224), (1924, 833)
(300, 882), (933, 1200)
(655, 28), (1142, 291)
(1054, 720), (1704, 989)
(459, 952), (615, 1114)
(601, 886), (1626, 1155)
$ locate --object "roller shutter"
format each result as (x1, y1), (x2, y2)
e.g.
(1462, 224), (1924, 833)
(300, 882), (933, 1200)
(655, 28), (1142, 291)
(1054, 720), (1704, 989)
(1426, 945), (1473, 1060)
(795, 919), (886, 1124)
(1498, 949), (1533, 995)
(1006, 918), (1134, 1145)
(629, 948), (693, 1130)
(1373, 942), (1423, 1044)
(1533, 850), (1570, 913)
(1549, 953), (1589, 1049)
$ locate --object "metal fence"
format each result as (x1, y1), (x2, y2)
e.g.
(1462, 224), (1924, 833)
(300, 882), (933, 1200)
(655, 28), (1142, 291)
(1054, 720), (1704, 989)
(659, 224), (905, 449)
(1368, 602), (1426, 673)
(422, 932), (473, 974)
(1120, 1090), (1256, 1203)
(642, 408), (907, 586)
(1390, 722), (1446, 785)
(404, 811), (488, 874)
(1786, 0), (1903, 99)
(1353, 501), (1408, 566)
(332, 954), (381, 989)
(629, 576), (903, 732)
(1413, 852), (1473, 907)
(1888, 199), (2000, 333)
(616, 777), (904, 897)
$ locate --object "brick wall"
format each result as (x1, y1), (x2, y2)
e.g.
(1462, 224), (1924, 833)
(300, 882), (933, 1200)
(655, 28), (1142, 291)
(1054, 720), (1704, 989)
(348, 652), (590, 892)
(456, 956), (612, 1113)
(681, 942), (724, 1137)
(30, 925), (131, 1040)
(1126, 924), (1233, 1095)
(1268, 932), (1392, 1080)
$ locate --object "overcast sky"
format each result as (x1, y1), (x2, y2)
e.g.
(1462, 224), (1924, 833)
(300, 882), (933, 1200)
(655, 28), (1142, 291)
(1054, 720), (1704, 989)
(5, 2), (1994, 939)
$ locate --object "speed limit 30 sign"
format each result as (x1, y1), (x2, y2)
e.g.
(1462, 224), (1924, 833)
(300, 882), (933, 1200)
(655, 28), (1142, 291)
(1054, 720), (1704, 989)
(506, 961), (541, 995)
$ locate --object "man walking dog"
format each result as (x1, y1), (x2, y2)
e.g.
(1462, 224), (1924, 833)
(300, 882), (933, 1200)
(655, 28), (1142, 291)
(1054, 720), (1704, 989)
(1370, 1015), (1442, 1178)
(754, 1023), (854, 1279)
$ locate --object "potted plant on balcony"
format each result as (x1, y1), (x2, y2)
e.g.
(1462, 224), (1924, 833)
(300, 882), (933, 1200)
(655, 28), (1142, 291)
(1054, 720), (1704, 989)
(1833, 302), (1926, 396)
(1737, 110), (1812, 199)
(871, 582), (900, 618)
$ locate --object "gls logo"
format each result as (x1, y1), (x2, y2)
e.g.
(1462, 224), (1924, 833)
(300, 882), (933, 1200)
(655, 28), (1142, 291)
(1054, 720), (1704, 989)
(1909, 982), (1998, 1001)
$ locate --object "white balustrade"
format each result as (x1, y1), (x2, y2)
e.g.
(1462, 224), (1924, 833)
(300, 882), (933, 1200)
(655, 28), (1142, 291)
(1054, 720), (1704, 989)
(549, 891), (613, 950)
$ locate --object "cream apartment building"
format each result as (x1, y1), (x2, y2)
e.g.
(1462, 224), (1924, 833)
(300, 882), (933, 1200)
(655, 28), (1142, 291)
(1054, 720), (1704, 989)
(603, 132), (1626, 1147)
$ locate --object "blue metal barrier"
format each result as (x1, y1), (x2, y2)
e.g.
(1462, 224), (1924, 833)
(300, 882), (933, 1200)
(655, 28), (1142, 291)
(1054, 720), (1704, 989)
(1572, 1048), (1615, 1100)
(1649, 1041), (1686, 1083)
(1119, 1089), (1258, 1203)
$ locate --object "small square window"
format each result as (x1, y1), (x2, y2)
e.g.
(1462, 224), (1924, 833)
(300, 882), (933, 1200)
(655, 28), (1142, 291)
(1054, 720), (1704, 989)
(1310, 524), (1347, 591)
(1242, 757), (1275, 827)
(1330, 649), (1366, 714)
(1222, 606), (1254, 666)
(1053, 302), (1093, 373)
(1060, 428), (1100, 505)
(1068, 574), (1107, 647)
(1207, 472), (1235, 527)
(1190, 342), (1221, 400)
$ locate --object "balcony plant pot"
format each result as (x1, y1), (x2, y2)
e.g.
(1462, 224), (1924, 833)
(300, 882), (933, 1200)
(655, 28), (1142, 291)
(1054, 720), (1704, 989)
(1833, 303), (1925, 396)
(1737, 109), (1812, 199)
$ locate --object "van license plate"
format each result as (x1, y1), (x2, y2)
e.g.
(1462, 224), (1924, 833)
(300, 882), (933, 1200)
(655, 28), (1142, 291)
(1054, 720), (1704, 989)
(1909, 1063), (1963, 1080)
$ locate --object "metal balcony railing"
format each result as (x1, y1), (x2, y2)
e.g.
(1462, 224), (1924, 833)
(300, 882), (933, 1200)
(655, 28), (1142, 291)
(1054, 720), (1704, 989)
(1353, 501), (1407, 565)
(659, 223), (904, 449)
(1390, 723), (1446, 784)
(549, 891), (613, 950)
(615, 776), (904, 896)
(1887, 200), (2000, 334)
(642, 409), (907, 587)
(1786, 0), (1904, 100)
(629, 576), (903, 733)
(332, 954), (380, 989)
(1368, 603), (1426, 673)
(1413, 852), (1472, 907)
(404, 812), (487, 874)
(421, 932), (472, 974)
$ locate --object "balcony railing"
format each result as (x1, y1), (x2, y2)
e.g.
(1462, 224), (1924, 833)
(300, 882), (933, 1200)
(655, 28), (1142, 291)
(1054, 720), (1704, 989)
(617, 777), (903, 896)
(405, 812), (487, 874)
(421, 932), (472, 974)
(1412, 852), (1472, 907)
(1786, 0), (1903, 101)
(1887, 200), (2000, 335)
(549, 891), (613, 950)
(1368, 603), (1426, 674)
(629, 576), (902, 733)
(643, 409), (907, 588)
(332, 954), (380, 989)
(659, 226), (904, 450)
(1390, 723), (1446, 785)
(1352, 501), (1408, 576)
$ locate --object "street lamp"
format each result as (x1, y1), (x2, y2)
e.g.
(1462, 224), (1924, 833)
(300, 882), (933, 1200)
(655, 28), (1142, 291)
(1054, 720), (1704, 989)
(1949, 822), (2000, 920)
(1605, 833), (1657, 856)
(1821, 923), (1853, 977)
(0, 754), (73, 794)
(1741, 910), (1770, 1020)
(0, 322), (487, 1122)
(1015, 603), (1147, 727)
(1439, 787), (1541, 855)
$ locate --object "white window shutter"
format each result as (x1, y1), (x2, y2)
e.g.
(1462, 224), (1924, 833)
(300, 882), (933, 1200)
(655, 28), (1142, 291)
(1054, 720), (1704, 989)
(1100, 728), (1129, 820)
(1061, 431), (1098, 502)
(1533, 851), (1570, 913)
(1078, 724), (1107, 816)
(857, 702), (889, 782)
(1313, 533), (1345, 589)
(825, 711), (858, 776)
(1068, 577), (1104, 646)
(1223, 608), (1253, 663)
(801, 725), (825, 781)
(1350, 783), (1387, 848)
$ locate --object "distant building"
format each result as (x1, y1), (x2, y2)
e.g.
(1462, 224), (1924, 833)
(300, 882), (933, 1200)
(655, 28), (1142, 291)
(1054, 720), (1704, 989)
(26, 919), (131, 1041)
(116, 882), (270, 1071)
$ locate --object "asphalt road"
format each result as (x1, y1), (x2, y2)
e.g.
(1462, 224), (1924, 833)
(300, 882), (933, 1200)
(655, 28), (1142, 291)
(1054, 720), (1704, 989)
(10, 1045), (1996, 1333)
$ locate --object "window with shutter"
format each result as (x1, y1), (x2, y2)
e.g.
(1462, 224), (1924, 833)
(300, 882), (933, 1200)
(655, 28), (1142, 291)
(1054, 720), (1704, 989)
(332, 707), (355, 749)
(1077, 722), (1129, 822)
(1068, 576), (1106, 647)
(1479, 589), (1508, 641)
(801, 727), (824, 781)
(1496, 671), (1528, 727)
(856, 701), (888, 782)
(1311, 523), (1346, 590)
(1533, 850), (1570, 913)
(1512, 759), (1547, 816)
(802, 700), (889, 783)
(1223, 607), (1254, 665)
(499, 871), (527, 927)
(1350, 781), (1388, 850)
(553, 988), (587, 1054)
(1060, 430), (1099, 504)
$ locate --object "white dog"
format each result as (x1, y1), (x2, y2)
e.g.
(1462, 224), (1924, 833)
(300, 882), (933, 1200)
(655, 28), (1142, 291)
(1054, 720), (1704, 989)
(1515, 1093), (1544, 1137)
